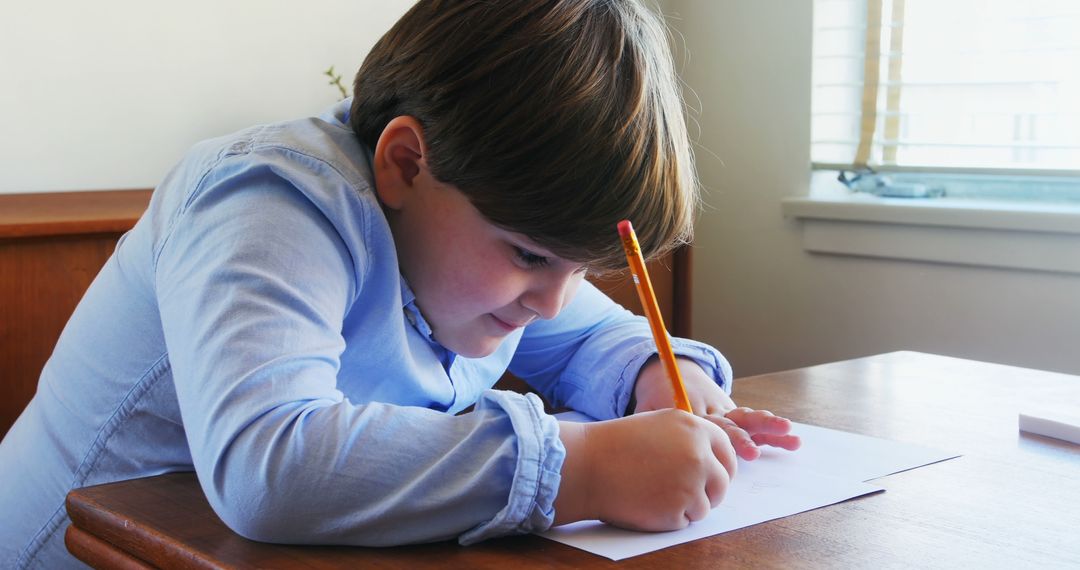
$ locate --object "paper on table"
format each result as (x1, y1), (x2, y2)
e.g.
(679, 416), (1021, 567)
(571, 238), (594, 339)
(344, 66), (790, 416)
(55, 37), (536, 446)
(541, 456), (881, 561)
(539, 413), (958, 561)
(766, 422), (960, 481)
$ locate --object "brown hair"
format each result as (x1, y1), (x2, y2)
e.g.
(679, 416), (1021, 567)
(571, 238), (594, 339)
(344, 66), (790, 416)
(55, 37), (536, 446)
(351, 0), (697, 271)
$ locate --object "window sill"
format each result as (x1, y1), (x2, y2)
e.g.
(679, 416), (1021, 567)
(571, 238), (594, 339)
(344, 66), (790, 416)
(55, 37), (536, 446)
(781, 193), (1080, 274)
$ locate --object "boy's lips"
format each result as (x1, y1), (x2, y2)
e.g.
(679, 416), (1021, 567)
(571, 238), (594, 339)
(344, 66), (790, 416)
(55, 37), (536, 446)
(490, 314), (532, 332)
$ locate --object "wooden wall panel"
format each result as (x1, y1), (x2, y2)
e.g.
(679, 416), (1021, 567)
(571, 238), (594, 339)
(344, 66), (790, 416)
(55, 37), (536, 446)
(0, 234), (123, 437)
(0, 189), (151, 439)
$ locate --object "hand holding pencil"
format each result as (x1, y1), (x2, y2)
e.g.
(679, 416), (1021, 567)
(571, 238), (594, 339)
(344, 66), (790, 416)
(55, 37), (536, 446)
(551, 221), (799, 531)
(618, 220), (802, 459)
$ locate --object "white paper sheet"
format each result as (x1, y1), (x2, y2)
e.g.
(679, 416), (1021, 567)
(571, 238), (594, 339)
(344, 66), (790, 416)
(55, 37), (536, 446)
(539, 414), (958, 561)
(760, 422), (960, 481)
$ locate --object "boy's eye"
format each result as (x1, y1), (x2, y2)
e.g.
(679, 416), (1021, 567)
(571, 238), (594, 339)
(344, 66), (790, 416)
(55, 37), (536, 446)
(514, 246), (550, 268)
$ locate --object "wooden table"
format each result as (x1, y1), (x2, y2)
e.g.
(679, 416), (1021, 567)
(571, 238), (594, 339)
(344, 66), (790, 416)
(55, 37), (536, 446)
(65, 351), (1080, 568)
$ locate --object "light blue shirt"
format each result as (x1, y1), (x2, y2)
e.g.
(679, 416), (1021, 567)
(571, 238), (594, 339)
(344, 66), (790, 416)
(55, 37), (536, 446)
(0, 100), (732, 568)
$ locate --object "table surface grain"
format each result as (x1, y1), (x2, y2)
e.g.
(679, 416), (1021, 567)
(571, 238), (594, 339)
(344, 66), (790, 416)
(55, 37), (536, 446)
(66, 351), (1080, 569)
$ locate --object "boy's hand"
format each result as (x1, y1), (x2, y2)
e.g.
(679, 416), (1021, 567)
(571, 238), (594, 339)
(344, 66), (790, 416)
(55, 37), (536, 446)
(634, 357), (801, 460)
(555, 410), (736, 531)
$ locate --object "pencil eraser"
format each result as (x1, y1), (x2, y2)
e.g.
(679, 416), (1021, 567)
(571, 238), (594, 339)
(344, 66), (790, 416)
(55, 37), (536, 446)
(1019, 410), (1080, 445)
(617, 220), (633, 238)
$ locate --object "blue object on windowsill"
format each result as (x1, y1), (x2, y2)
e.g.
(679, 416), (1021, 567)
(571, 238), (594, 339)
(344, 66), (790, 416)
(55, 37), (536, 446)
(838, 169), (946, 199)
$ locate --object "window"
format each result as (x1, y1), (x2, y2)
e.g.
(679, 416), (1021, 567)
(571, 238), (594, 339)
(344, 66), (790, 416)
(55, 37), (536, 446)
(811, 0), (1080, 202)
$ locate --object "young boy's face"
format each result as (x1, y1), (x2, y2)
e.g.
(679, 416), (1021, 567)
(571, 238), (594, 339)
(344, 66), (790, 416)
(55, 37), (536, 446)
(385, 172), (588, 358)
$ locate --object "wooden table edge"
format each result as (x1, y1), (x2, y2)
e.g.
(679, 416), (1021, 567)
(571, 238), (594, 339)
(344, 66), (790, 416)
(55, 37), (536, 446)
(65, 524), (154, 570)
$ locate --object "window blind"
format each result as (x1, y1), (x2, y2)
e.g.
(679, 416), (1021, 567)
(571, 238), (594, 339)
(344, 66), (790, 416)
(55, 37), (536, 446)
(812, 0), (1080, 176)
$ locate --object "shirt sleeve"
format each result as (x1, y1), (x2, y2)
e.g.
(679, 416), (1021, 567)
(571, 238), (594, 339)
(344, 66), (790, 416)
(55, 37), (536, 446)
(508, 281), (733, 420)
(154, 151), (563, 546)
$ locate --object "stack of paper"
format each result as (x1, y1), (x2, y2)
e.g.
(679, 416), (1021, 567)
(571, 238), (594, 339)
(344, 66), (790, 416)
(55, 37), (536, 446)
(1019, 410), (1080, 445)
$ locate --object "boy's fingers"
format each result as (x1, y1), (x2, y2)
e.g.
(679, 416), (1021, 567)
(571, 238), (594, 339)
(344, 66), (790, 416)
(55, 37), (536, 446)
(709, 416), (759, 461)
(703, 460), (731, 508)
(707, 422), (739, 478)
(724, 407), (794, 435)
(751, 432), (803, 451)
(685, 490), (713, 523)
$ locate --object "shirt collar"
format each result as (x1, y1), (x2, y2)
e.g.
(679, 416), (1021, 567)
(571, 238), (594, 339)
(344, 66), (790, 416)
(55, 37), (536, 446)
(399, 274), (438, 339)
(322, 97), (352, 128)
(399, 274), (459, 370)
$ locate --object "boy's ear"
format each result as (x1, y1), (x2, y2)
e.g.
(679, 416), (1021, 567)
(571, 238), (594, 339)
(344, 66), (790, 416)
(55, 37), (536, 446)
(372, 116), (428, 210)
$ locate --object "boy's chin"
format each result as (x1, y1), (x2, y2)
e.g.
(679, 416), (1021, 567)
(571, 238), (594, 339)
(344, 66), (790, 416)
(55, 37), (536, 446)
(437, 334), (504, 359)
(452, 341), (502, 359)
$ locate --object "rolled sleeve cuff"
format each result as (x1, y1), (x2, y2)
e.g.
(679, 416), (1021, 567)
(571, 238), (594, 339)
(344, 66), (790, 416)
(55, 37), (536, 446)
(669, 337), (734, 395)
(557, 336), (734, 421)
(459, 391), (564, 545)
(613, 337), (734, 416)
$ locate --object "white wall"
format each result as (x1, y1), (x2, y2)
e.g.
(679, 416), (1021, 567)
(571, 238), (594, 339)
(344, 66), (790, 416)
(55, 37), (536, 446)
(0, 0), (415, 194)
(664, 0), (1080, 377)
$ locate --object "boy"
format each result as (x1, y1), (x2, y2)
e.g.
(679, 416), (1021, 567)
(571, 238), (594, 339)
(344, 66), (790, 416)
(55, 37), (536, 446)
(0, 0), (799, 566)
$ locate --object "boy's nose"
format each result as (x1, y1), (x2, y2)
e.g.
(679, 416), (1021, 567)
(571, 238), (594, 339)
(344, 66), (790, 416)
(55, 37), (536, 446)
(520, 273), (575, 321)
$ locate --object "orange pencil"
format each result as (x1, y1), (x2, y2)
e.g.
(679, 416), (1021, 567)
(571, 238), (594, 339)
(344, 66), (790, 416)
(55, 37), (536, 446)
(617, 220), (693, 414)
